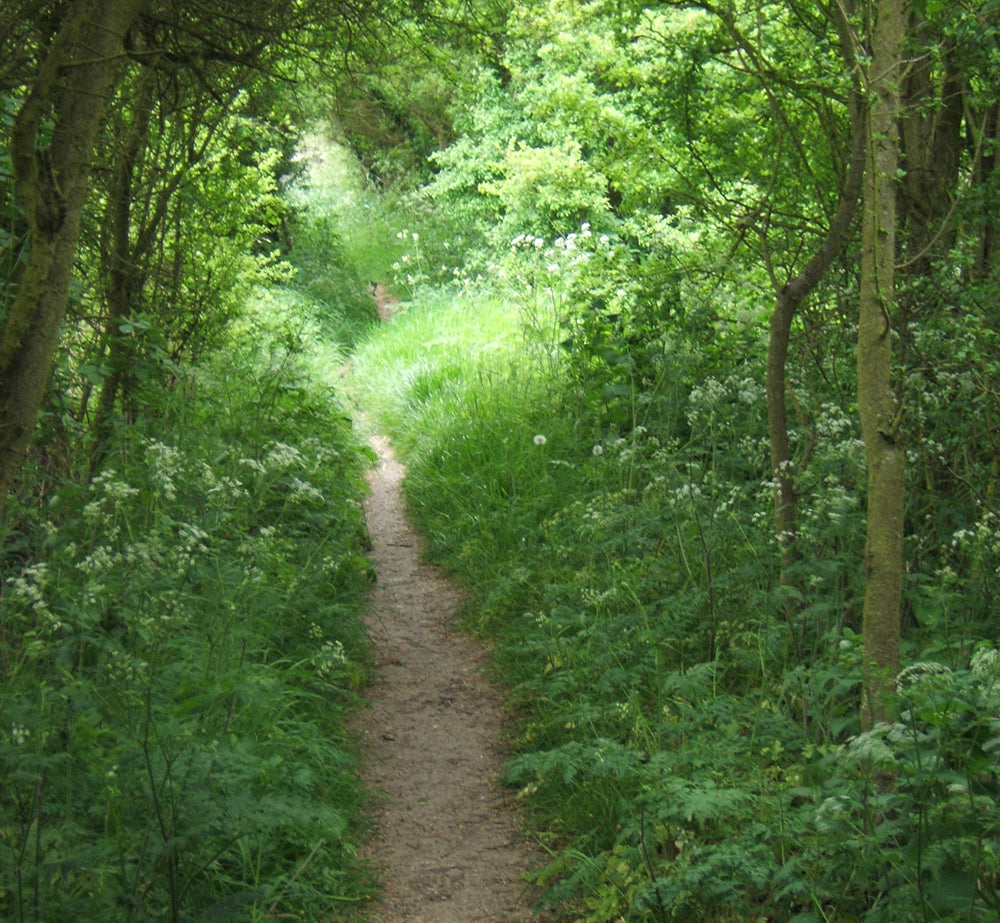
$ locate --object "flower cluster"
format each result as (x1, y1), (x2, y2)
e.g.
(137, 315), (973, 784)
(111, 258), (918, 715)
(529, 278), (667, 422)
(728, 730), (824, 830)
(145, 439), (185, 501)
(314, 639), (348, 680)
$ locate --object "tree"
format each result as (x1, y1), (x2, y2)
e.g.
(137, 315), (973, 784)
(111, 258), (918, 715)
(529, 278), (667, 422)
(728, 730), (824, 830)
(706, 2), (868, 618)
(637, 1), (869, 639)
(1, 0), (146, 511)
(83, 66), (271, 471)
(857, 0), (910, 729)
(1, 0), (425, 513)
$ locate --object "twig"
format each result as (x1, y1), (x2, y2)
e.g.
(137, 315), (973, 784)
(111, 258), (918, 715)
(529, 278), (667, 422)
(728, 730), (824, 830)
(265, 839), (327, 919)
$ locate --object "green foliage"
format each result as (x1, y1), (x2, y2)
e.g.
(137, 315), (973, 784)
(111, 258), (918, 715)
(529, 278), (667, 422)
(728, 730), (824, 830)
(6, 0), (996, 916)
(0, 296), (376, 921)
(480, 140), (611, 240)
(343, 0), (1000, 916)
(345, 30), (1000, 901)
(349, 275), (789, 918)
(349, 246), (1000, 920)
(328, 2), (508, 190)
(784, 652), (1000, 921)
(41, 96), (304, 486)
(283, 129), (383, 345)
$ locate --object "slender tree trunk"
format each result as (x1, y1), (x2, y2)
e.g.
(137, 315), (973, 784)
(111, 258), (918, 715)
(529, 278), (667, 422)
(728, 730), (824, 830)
(766, 112), (865, 599)
(0, 0), (145, 513)
(974, 102), (1000, 280)
(90, 70), (158, 473)
(767, 288), (799, 577)
(898, 42), (964, 272)
(764, 2), (865, 616)
(858, 0), (910, 730)
(88, 77), (236, 473)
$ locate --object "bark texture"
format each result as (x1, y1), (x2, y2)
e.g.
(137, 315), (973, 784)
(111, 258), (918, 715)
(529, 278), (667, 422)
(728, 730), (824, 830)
(858, 0), (910, 730)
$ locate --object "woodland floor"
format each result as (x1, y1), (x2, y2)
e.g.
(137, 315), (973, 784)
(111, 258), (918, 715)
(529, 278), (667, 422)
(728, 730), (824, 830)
(355, 288), (554, 923)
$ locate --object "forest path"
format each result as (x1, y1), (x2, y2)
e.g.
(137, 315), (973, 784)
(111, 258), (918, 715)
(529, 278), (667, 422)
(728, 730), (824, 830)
(356, 429), (552, 922)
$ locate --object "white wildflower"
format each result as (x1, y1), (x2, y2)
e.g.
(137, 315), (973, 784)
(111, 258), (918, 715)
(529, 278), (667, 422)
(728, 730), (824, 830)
(290, 477), (324, 502)
(144, 440), (182, 469)
(178, 523), (209, 553)
(971, 645), (1000, 697)
(316, 639), (348, 679)
(264, 442), (304, 470)
(814, 795), (851, 833)
(847, 724), (898, 766)
(238, 457), (267, 474)
(672, 483), (702, 502)
(207, 476), (247, 501)
(897, 661), (950, 686)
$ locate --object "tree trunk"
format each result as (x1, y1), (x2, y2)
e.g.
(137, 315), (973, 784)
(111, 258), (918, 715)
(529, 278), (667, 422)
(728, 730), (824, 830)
(0, 0), (145, 513)
(757, 2), (865, 624)
(898, 40), (964, 272)
(973, 101), (1000, 280)
(858, 0), (909, 730)
(765, 107), (865, 608)
(90, 69), (158, 473)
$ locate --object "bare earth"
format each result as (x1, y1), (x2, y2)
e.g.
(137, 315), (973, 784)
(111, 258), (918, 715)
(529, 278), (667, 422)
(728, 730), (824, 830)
(357, 433), (554, 923)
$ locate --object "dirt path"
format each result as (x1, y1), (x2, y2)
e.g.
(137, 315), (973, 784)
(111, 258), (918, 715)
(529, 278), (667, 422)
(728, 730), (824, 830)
(357, 434), (552, 923)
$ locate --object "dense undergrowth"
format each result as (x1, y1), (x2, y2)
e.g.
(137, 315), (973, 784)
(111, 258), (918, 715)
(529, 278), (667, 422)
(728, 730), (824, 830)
(3, 89), (999, 919)
(348, 210), (1000, 920)
(6, 0), (1000, 918)
(0, 143), (382, 921)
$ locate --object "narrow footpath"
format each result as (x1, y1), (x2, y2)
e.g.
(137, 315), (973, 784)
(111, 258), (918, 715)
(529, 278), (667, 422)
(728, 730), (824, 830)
(358, 433), (551, 923)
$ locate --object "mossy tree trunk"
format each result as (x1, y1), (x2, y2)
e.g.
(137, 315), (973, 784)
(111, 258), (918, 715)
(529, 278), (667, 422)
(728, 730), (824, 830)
(0, 0), (145, 513)
(858, 0), (910, 729)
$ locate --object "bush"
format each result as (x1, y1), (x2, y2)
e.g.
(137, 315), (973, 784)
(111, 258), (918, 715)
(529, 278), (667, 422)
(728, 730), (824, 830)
(0, 316), (375, 922)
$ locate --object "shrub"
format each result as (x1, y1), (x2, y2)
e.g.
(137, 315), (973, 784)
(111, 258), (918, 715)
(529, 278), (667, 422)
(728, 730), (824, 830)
(0, 318), (375, 922)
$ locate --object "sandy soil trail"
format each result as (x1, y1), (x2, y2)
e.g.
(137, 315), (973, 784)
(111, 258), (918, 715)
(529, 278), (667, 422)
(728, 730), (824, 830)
(358, 434), (552, 923)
